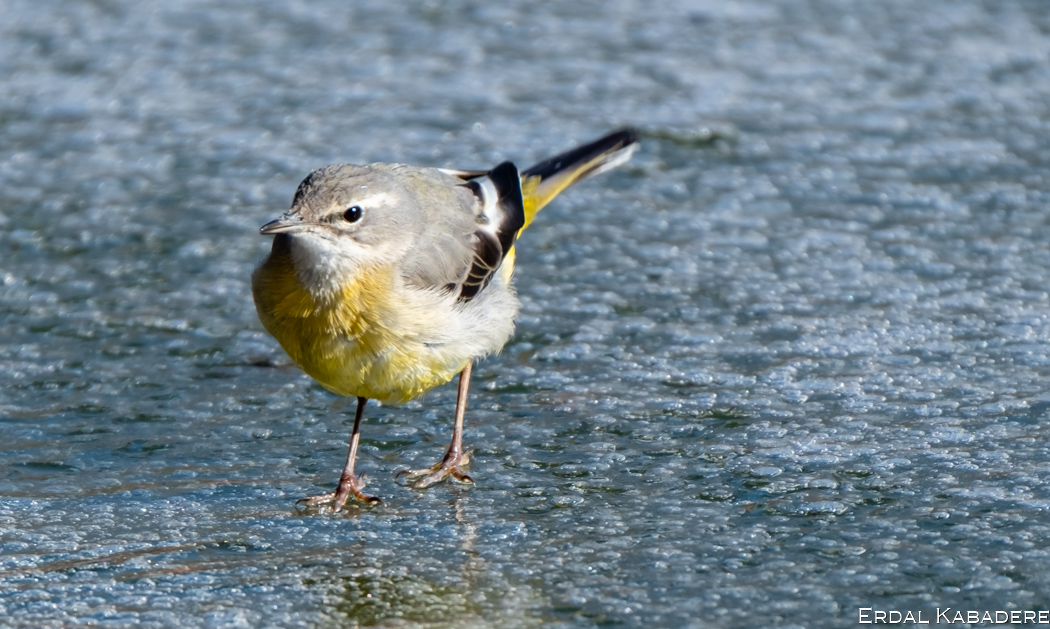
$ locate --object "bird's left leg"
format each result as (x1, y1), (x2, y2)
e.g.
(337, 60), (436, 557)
(398, 362), (475, 488)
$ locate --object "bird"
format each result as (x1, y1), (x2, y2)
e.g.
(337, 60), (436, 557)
(252, 128), (639, 510)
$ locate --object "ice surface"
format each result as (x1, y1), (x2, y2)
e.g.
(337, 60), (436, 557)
(3, 0), (1050, 627)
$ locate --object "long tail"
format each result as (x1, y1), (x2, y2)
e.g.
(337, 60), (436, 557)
(518, 128), (639, 231)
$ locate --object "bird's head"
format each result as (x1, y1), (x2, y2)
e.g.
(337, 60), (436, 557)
(260, 164), (421, 298)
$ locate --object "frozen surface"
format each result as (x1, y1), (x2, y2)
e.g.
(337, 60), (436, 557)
(3, 0), (1050, 626)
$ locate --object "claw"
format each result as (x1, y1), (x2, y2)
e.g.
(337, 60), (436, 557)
(398, 450), (473, 489)
(296, 473), (382, 511)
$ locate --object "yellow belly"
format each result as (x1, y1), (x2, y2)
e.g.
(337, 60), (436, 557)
(251, 238), (465, 404)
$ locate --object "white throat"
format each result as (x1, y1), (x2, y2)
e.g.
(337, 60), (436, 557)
(288, 232), (363, 303)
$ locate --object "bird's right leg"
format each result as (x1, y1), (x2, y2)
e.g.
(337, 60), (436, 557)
(298, 396), (381, 511)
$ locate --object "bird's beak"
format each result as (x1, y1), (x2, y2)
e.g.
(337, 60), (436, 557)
(259, 215), (308, 235)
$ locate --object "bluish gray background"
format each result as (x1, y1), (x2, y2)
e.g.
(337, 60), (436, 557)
(2, 0), (1050, 627)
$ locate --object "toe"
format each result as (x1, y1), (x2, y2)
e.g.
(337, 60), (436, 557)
(354, 489), (383, 505)
(451, 469), (474, 484)
(297, 493), (334, 507)
(415, 469), (450, 489)
(396, 466), (434, 480)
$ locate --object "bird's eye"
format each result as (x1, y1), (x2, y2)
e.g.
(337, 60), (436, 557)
(343, 205), (363, 223)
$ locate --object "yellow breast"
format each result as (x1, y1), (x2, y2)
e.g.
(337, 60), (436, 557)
(251, 236), (464, 404)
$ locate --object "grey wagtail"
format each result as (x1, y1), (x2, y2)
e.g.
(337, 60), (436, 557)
(252, 129), (639, 510)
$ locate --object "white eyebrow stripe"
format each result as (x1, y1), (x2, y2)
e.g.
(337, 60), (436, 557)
(353, 191), (399, 208)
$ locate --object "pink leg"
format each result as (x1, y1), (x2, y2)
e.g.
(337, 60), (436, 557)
(398, 362), (475, 487)
(298, 396), (381, 511)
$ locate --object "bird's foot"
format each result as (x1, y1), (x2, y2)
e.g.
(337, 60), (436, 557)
(296, 472), (382, 511)
(397, 450), (473, 488)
